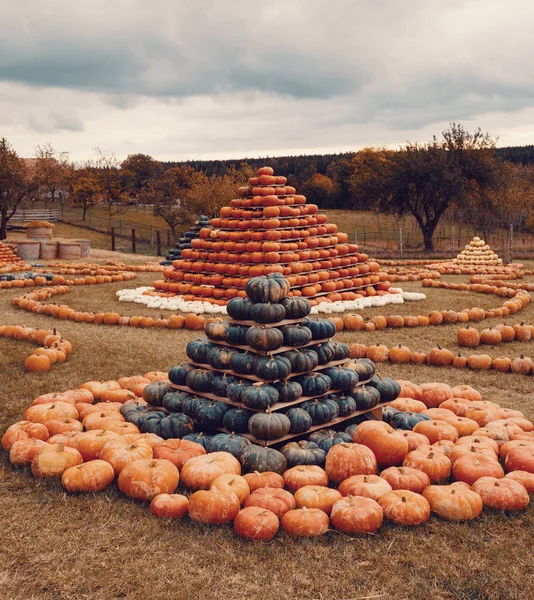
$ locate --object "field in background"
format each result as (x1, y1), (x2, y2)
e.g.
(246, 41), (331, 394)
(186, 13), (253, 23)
(46, 204), (534, 260)
(1, 271), (534, 599)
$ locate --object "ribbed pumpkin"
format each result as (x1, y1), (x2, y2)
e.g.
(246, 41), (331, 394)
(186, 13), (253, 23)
(239, 445), (287, 475)
(248, 412), (291, 441)
(241, 384), (279, 410)
(245, 274), (290, 303)
(281, 441), (326, 468)
(245, 326), (284, 352)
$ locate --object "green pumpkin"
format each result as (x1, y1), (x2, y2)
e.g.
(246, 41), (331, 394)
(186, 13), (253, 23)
(250, 302), (286, 324)
(142, 381), (171, 407)
(183, 432), (213, 451)
(284, 407), (313, 434)
(186, 338), (214, 363)
(281, 441), (326, 468)
(121, 403), (149, 427)
(226, 325), (248, 345)
(254, 355), (292, 381)
(222, 407), (253, 433)
(227, 381), (251, 403)
(272, 379), (303, 403)
(301, 398), (339, 424)
(309, 429), (351, 452)
(239, 444), (287, 474)
(281, 324), (312, 347)
(281, 296), (311, 319)
(226, 297), (253, 320)
(207, 347), (236, 370)
(161, 391), (188, 413)
(347, 359), (375, 381)
(193, 400), (230, 428)
(369, 376), (401, 402)
(181, 396), (204, 417)
(245, 326), (284, 352)
(330, 393), (357, 417)
(241, 384), (279, 410)
(382, 406), (401, 425)
(332, 342), (350, 360)
(168, 363), (194, 386)
(312, 342), (336, 364)
(159, 413), (194, 439)
(205, 320), (232, 341)
(281, 349), (319, 373)
(323, 366), (359, 391)
(185, 369), (213, 393)
(209, 433), (251, 457)
(391, 411), (431, 430)
(211, 373), (237, 397)
(248, 412), (291, 440)
(230, 352), (256, 375)
(245, 274), (290, 303)
(297, 372), (332, 397)
(353, 385), (381, 410)
(304, 318), (337, 340)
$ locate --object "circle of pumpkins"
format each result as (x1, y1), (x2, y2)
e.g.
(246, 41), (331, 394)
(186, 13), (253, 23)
(3, 376), (534, 541)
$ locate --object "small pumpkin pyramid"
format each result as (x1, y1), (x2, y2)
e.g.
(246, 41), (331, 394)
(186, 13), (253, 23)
(453, 237), (502, 266)
(153, 166), (392, 305)
(0, 241), (22, 268)
(123, 274), (400, 467)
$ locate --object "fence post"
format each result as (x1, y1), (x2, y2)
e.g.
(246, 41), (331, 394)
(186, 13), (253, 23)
(399, 227), (403, 258)
(156, 231), (161, 257)
(111, 227), (116, 252)
(150, 225), (154, 246)
(354, 229), (358, 244)
(132, 228), (137, 254)
(451, 226), (455, 254)
(509, 224), (513, 263)
(166, 230), (171, 246)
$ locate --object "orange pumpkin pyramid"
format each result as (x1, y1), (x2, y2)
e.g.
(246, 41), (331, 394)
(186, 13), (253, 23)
(153, 167), (391, 305)
(0, 241), (22, 269)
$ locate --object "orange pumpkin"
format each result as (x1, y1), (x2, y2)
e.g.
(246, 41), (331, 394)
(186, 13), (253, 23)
(378, 490), (431, 526)
(100, 438), (153, 475)
(243, 471), (284, 492)
(281, 507), (329, 537)
(324, 442), (377, 484)
(244, 487), (296, 518)
(153, 438), (206, 470)
(31, 443), (83, 478)
(118, 459), (179, 501)
(423, 482), (483, 521)
(330, 496), (383, 535)
(188, 489), (241, 524)
(379, 466), (430, 494)
(234, 506), (279, 540)
(150, 493), (189, 518)
(180, 452), (241, 490)
(61, 460), (115, 492)
(294, 485), (342, 515)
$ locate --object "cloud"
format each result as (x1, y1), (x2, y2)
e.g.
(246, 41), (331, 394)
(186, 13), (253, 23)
(0, 0), (533, 159)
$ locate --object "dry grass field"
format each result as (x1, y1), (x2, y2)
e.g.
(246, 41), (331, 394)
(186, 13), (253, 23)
(2, 270), (534, 600)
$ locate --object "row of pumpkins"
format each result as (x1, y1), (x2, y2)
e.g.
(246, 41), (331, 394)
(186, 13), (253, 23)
(3, 376), (534, 539)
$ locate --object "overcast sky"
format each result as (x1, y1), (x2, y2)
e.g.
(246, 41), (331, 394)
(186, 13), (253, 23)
(1, 0), (533, 162)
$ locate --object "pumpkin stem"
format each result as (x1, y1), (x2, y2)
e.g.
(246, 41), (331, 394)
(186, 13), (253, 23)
(401, 495), (407, 503)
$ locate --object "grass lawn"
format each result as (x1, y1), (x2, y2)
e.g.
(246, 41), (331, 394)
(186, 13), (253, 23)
(1, 271), (534, 600)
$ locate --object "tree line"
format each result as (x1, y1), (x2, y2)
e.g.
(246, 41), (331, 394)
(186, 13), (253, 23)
(1, 126), (534, 250)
